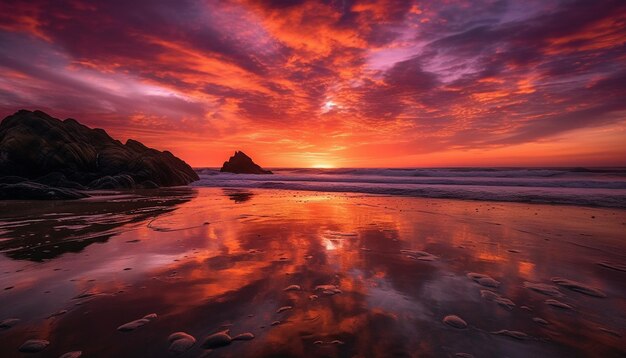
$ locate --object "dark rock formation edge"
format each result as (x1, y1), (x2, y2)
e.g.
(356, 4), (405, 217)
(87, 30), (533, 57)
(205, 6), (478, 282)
(0, 110), (199, 199)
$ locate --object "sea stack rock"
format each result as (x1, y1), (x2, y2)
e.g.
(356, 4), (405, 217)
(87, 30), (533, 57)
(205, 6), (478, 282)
(0, 110), (199, 198)
(220, 151), (272, 174)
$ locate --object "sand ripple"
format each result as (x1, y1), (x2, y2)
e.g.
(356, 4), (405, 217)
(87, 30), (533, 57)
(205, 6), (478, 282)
(523, 282), (561, 296)
(492, 330), (529, 340)
(467, 273), (500, 288)
(480, 290), (515, 310)
(551, 277), (606, 297)
(545, 299), (574, 310)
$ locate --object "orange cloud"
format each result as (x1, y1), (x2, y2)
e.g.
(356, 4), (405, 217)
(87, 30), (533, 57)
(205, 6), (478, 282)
(0, 0), (625, 167)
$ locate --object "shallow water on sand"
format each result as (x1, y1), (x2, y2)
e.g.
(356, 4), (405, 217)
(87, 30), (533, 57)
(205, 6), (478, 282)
(0, 188), (625, 357)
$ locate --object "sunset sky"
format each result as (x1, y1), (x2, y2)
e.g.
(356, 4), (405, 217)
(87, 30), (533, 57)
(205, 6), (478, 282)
(0, 0), (625, 168)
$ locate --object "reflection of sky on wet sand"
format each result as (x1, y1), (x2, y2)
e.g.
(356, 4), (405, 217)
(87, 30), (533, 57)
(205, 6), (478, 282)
(0, 188), (624, 357)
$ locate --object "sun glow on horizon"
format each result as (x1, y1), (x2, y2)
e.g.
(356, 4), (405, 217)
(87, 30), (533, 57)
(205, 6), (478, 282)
(311, 163), (335, 169)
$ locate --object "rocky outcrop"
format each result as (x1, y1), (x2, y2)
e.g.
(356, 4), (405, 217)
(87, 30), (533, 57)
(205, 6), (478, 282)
(220, 151), (272, 174)
(0, 110), (199, 199)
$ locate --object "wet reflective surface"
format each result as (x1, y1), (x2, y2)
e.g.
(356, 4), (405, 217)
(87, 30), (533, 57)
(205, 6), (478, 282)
(0, 188), (625, 357)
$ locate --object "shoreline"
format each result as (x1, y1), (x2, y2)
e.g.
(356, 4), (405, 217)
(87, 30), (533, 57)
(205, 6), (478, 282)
(192, 167), (626, 209)
(14, 184), (625, 210)
(193, 184), (626, 209)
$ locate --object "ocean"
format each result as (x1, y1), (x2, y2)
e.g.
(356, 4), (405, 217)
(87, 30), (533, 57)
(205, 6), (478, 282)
(193, 167), (626, 208)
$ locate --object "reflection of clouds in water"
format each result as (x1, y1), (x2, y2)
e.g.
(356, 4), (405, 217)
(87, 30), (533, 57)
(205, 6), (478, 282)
(365, 275), (431, 321)
(322, 238), (340, 251)
(321, 230), (358, 251)
(0, 189), (624, 357)
(0, 188), (195, 261)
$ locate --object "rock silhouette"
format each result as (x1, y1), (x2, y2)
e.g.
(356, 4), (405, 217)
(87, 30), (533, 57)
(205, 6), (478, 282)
(220, 151), (272, 174)
(0, 110), (198, 198)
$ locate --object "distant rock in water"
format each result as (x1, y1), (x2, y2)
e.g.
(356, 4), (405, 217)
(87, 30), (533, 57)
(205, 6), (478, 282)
(0, 110), (199, 198)
(220, 151), (272, 174)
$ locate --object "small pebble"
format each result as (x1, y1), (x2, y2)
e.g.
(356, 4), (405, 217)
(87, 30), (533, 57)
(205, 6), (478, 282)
(18, 339), (49, 353)
(201, 332), (232, 349)
(315, 285), (342, 296)
(117, 313), (157, 331)
(467, 273), (500, 288)
(545, 299), (573, 310)
(0, 318), (20, 329)
(283, 285), (301, 292)
(232, 332), (255, 341)
(118, 318), (150, 331)
(168, 332), (196, 355)
(443, 315), (467, 329)
(276, 306), (293, 313)
(492, 330), (529, 340)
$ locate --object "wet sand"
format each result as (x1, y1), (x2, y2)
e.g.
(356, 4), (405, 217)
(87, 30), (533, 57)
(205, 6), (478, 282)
(0, 188), (625, 357)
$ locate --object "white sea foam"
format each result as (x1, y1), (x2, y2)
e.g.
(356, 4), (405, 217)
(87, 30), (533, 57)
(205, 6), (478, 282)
(192, 168), (626, 208)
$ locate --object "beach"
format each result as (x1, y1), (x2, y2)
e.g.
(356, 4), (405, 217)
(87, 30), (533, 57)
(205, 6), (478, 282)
(2, 0), (625, 356)
(0, 187), (624, 357)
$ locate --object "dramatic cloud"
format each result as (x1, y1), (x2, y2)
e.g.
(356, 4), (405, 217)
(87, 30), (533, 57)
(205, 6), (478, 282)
(0, 0), (625, 167)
